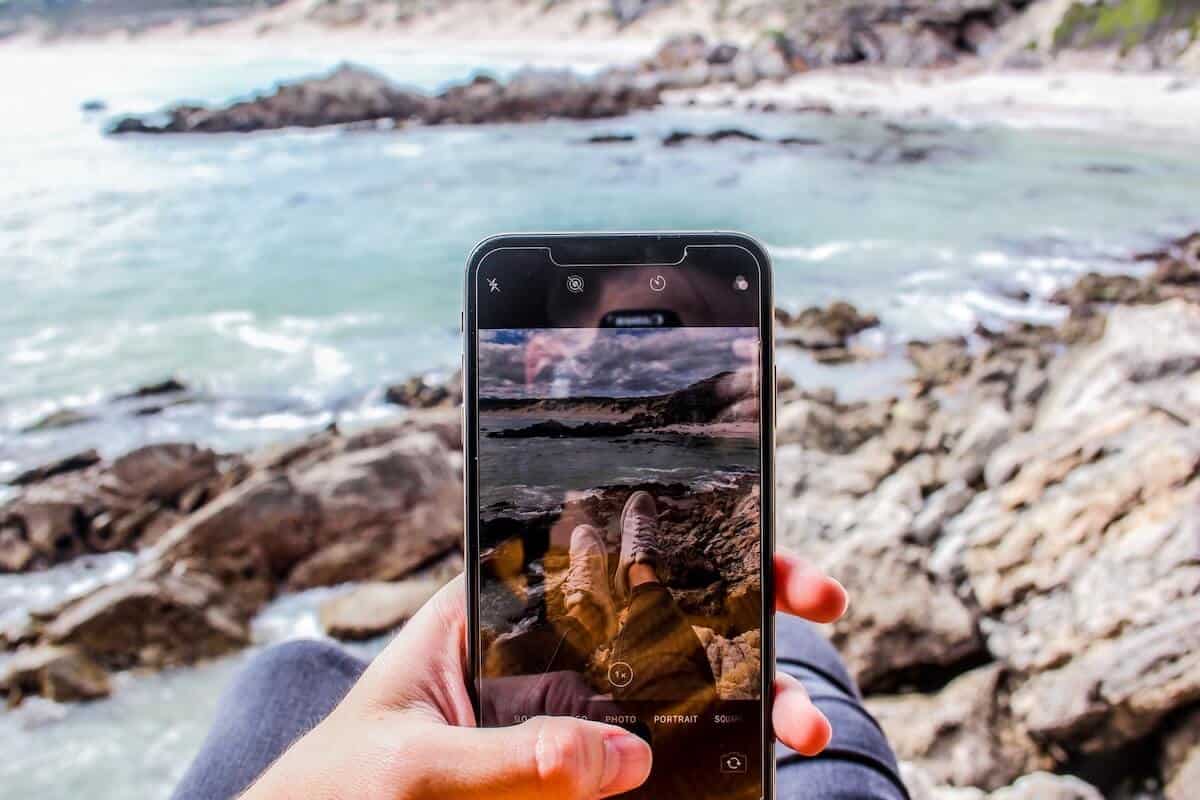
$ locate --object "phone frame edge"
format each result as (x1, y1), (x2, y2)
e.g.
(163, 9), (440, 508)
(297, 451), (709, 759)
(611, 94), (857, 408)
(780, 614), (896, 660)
(462, 231), (777, 800)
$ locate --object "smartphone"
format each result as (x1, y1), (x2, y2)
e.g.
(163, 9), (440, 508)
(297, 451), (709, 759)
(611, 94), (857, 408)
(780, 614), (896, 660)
(464, 233), (774, 799)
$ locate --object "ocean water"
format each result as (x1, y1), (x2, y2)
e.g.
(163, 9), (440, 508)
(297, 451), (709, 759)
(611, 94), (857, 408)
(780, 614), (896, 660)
(2, 40), (1199, 482)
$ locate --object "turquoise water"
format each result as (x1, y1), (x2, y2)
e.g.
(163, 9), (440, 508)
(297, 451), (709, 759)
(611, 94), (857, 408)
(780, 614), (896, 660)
(1, 41), (1199, 483)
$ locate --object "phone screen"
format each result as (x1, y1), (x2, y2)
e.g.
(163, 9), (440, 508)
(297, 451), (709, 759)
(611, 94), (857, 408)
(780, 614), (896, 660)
(467, 237), (770, 799)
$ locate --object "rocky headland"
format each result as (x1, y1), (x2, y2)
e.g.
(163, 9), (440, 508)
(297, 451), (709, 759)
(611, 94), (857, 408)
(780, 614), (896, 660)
(3, 232), (1199, 798)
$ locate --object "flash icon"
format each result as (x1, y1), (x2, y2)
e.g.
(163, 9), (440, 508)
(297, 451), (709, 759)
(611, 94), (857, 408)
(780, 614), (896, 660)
(487, 278), (500, 293)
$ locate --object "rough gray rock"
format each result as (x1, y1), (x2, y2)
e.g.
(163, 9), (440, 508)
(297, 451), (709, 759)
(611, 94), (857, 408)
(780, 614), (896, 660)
(1161, 707), (1200, 800)
(944, 302), (1200, 752)
(819, 534), (982, 691)
(868, 664), (1047, 790)
(902, 763), (1103, 800)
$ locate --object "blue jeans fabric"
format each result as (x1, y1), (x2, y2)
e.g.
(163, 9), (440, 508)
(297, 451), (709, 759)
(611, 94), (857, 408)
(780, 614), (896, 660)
(172, 617), (907, 800)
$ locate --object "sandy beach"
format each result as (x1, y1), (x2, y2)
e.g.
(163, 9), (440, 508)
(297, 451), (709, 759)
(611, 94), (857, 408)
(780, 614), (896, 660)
(673, 66), (1200, 140)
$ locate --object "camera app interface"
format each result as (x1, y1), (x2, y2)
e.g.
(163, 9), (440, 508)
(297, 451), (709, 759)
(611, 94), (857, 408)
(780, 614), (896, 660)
(474, 250), (764, 799)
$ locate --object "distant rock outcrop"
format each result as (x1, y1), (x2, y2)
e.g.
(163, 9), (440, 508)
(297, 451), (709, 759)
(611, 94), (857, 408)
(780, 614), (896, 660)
(108, 64), (662, 135)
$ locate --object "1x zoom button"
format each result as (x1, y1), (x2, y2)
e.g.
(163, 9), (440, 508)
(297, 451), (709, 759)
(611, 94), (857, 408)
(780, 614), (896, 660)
(608, 661), (634, 688)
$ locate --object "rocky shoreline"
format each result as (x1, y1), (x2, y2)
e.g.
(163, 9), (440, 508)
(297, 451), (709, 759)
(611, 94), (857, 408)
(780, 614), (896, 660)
(104, 33), (801, 135)
(3, 231), (1200, 798)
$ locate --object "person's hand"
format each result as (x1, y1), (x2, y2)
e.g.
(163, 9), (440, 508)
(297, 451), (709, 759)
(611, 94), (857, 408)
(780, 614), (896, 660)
(242, 550), (846, 800)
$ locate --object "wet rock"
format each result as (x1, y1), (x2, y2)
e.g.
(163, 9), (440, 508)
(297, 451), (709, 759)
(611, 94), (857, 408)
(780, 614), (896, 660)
(21, 408), (95, 433)
(43, 574), (249, 670)
(706, 42), (740, 65)
(585, 132), (636, 144)
(868, 664), (1047, 790)
(776, 301), (880, 353)
(1051, 272), (1158, 307)
(1, 645), (111, 706)
(776, 392), (892, 454)
(908, 337), (972, 387)
(1161, 707), (1200, 800)
(113, 377), (188, 400)
(384, 370), (461, 409)
(778, 135), (823, 146)
(109, 64), (428, 134)
(110, 63), (661, 135)
(661, 130), (695, 146)
(10, 450), (101, 486)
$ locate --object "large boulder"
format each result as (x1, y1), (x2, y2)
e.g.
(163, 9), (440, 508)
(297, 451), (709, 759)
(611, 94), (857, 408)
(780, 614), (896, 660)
(0, 443), (241, 572)
(823, 536), (982, 691)
(1, 644), (111, 705)
(42, 574), (249, 670)
(14, 411), (464, 682)
(320, 551), (463, 641)
(110, 64), (431, 134)
(144, 419), (463, 610)
(868, 664), (1047, 790)
(903, 764), (1103, 800)
(943, 302), (1200, 752)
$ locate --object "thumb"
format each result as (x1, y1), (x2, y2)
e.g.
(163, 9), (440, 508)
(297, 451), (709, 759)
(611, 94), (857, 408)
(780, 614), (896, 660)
(409, 714), (652, 800)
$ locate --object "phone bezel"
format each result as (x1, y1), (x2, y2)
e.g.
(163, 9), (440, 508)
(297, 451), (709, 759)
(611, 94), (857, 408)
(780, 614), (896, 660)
(462, 232), (776, 799)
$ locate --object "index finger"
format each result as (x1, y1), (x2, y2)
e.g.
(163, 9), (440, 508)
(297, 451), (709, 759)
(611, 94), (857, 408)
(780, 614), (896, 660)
(774, 551), (847, 623)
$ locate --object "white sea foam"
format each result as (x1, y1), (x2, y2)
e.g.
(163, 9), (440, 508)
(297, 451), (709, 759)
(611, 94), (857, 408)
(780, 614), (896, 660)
(768, 240), (891, 262)
(384, 141), (425, 159)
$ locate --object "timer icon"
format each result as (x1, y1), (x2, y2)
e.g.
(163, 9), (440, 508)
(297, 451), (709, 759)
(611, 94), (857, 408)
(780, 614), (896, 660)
(649, 274), (667, 292)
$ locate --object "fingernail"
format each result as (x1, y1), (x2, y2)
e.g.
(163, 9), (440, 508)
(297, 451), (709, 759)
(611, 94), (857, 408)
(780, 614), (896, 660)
(600, 732), (652, 795)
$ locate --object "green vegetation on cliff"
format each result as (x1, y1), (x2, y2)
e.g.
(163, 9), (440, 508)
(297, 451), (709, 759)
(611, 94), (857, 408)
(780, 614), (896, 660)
(1053, 0), (1200, 52)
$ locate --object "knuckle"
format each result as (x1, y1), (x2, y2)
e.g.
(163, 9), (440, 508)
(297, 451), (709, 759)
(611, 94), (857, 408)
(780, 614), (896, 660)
(532, 717), (594, 796)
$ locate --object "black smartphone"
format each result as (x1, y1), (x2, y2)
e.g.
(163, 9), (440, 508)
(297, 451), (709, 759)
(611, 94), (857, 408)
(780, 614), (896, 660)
(464, 232), (774, 799)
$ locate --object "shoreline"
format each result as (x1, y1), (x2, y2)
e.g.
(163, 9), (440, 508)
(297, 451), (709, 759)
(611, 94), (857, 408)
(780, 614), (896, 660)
(671, 65), (1200, 141)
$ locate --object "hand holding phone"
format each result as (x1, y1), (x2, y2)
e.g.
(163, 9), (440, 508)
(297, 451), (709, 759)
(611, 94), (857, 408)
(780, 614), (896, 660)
(240, 552), (844, 800)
